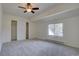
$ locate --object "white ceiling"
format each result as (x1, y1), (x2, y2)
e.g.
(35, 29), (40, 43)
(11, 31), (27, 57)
(2, 3), (79, 21)
(2, 3), (56, 19)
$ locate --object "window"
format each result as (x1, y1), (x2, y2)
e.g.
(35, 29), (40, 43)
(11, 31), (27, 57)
(48, 23), (63, 37)
(55, 23), (63, 36)
(48, 24), (54, 35)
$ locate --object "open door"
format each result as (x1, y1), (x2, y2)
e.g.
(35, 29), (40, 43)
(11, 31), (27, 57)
(11, 21), (17, 41)
(26, 22), (29, 39)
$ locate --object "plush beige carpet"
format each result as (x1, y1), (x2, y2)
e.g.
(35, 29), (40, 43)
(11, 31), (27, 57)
(0, 40), (79, 56)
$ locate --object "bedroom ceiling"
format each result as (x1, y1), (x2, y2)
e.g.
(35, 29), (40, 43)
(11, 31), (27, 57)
(2, 3), (79, 21)
(2, 3), (57, 19)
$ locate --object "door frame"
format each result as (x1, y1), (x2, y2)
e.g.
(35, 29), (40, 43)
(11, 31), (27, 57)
(11, 20), (17, 41)
(26, 22), (29, 39)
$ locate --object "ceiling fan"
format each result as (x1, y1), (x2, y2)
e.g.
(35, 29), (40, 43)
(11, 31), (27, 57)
(18, 3), (39, 14)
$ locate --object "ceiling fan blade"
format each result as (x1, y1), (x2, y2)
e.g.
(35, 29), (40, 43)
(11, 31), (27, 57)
(24, 10), (27, 13)
(31, 11), (35, 14)
(27, 3), (31, 6)
(18, 6), (26, 9)
(32, 7), (39, 10)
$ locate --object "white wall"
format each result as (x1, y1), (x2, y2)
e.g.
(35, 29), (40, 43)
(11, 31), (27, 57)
(0, 4), (2, 51)
(1, 13), (36, 47)
(2, 14), (24, 42)
(17, 17), (26, 40)
(64, 17), (79, 48)
(29, 22), (37, 39)
(35, 16), (79, 48)
(2, 13), (35, 42)
(35, 19), (63, 40)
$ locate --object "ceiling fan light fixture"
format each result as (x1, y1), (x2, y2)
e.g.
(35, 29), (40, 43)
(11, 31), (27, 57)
(26, 4), (32, 12)
(18, 3), (39, 14)
(27, 9), (32, 12)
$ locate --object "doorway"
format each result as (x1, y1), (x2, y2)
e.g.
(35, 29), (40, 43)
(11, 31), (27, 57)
(26, 22), (29, 39)
(11, 21), (17, 41)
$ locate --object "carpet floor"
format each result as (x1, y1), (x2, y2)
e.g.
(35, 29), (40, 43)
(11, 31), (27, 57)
(0, 40), (79, 56)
